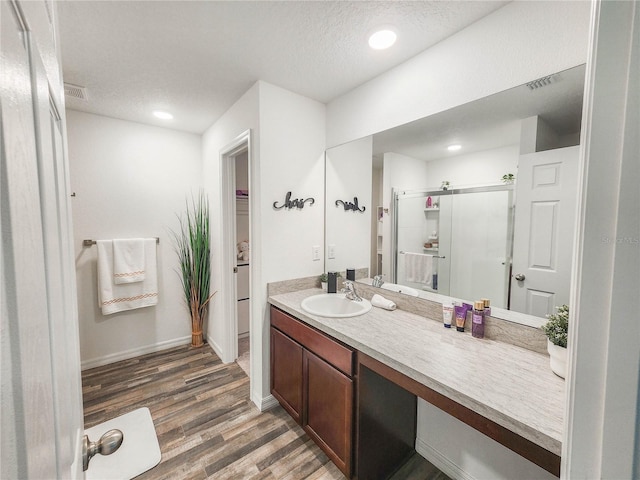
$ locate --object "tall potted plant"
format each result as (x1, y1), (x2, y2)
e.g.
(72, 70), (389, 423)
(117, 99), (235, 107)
(541, 304), (569, 378)
(171, 192), (215, 347)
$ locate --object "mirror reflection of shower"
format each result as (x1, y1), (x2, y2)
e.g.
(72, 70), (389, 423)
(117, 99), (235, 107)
(392, 185), (514, 309)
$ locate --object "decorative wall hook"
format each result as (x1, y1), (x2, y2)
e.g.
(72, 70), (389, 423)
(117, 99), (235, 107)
(335, 197), (366, 213)
(273, 191), (315, 210)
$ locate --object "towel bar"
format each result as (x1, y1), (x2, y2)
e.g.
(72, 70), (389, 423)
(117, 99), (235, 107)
(399, 251), (445, 259)
(83, 237), (160, 247)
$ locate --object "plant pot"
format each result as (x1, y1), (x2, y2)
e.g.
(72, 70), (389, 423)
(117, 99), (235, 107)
(192, 329), (204, 348)
(321, 282), (327, 291)
(547, 339), (567, 379)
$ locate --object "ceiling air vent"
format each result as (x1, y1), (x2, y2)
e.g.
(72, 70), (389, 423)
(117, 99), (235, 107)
(64, 83), (88, 101)
(526, 75), (553, 91)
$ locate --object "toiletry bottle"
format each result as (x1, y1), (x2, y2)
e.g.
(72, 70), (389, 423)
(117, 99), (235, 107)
(455, 303), (471, 332)
(346, 268), (355, 281)
(426, 196), (432, 208)
(442, 302), (454, 328)
(472, 301), (485, 338)
(327, 272), (338, 293)
(482, 298), (491, 317)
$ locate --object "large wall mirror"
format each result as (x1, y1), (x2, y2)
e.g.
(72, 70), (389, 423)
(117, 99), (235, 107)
(325, 64), (585, 327)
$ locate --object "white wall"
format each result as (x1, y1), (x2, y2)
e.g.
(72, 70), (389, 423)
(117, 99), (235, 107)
(257, 82), (326, 285)
(325, 136), (373, 273)
(417, 402), (556, 480)
(67, 111), (202, 368)
(326, 1), (591, 147)
(202, 81), (326, 408)
(202, 82), (260, 370)
(425, 145), (519, 189)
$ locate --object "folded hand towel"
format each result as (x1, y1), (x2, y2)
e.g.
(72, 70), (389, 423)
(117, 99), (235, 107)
(113, 238), (146, 284)
(97, 238), (158, 315)
(404, 253), (433, 285)
(371, 294), (396, 311)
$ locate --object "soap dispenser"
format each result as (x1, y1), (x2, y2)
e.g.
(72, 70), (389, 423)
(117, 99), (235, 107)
(327, 272), (338, 293)
(346, 268), (355, 281)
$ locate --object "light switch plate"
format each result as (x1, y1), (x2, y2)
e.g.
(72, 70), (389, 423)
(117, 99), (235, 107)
(328, 244), (336, 259)
(312, 245), (320, 261)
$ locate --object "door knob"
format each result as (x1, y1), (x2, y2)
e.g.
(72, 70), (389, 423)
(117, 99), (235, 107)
(514, 273), (526, 281)
(82, 429), (124, 471)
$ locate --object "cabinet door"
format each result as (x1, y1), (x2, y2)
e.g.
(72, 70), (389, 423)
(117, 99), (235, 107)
(271, 327), (303, 423)
(304, 350), (353, 477)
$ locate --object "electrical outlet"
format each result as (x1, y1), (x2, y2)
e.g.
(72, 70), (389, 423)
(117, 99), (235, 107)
(328, 244), (336, 259)
(312, 245), (320, 261)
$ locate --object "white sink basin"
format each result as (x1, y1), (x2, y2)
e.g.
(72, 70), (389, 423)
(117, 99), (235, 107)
(381, 283), (420, 297)
(301, 293), (372, 318)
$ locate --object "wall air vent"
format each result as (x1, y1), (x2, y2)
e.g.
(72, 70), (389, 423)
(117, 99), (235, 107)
(64, 83), (88, 101)
(526, 76), (553, 90)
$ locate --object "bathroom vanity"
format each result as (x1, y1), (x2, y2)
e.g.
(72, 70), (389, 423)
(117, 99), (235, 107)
(269, 288), (564, 479)
(270, 306), (355, 475)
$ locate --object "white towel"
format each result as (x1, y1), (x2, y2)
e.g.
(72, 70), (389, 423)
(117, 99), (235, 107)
(97, 238), (158, 315)
(113, 238), (146, 284)
(371, 294), (396, 311)
(404, 252), (433, 285)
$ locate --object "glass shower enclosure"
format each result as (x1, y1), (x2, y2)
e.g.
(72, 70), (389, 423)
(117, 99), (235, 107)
(392, 185), (514, 308)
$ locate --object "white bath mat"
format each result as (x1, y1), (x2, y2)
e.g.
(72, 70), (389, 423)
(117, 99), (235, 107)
(84, 407), (161, 480)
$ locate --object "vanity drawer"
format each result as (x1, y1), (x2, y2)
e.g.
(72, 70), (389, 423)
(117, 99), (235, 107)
(270, 306), (354, 376)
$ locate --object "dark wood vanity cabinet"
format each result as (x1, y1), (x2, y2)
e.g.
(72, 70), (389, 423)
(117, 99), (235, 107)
(270, 306), (354, 477)
(270, 327), (303, 422)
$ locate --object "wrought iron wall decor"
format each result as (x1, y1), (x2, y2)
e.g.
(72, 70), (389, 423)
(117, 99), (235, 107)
(273, 191), (315, 210)
(335, 197), (366, 213)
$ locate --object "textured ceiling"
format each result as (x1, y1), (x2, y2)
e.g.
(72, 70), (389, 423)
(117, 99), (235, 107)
(57, 1), (508, 134)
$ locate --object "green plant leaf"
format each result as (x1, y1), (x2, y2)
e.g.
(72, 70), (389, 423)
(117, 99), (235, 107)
(170, 191), (216, 340)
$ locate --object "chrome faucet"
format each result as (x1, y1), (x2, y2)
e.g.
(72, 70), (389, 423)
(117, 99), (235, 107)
(341, 280), (363, 302)
(372, 274), (385, 287)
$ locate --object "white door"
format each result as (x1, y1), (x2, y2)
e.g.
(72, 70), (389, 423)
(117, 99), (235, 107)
(1, 1), (84, 478)
(510, 146), (579, 317)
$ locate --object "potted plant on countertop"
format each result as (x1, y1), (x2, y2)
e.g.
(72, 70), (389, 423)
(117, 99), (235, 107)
(541, 304), (569, 378)
(171, 192), (215, 348)
(502, 173), (516, 184)
(441, 180), (450, 191)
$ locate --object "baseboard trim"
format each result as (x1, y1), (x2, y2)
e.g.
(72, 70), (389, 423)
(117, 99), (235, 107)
(254, 394), (279, 412)
(415, 437), (475, 480)
(207, 335), (224, 361)
(81, 336), (192, 370)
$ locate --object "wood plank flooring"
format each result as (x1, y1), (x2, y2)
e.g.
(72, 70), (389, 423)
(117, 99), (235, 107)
(82, 344), (449, 480)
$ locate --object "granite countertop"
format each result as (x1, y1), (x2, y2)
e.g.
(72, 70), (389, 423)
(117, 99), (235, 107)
(268, 288), (565, 456)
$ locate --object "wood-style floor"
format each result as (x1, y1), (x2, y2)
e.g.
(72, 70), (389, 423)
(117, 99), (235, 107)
(82, 344), (450, 480)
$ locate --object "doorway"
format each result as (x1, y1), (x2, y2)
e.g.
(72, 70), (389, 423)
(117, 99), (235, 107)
(219, 130), (252, 377)
(234, 150), (250, 376)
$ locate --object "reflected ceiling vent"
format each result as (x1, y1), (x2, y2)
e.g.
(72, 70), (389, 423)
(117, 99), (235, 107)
(526, 75), (554, 90)
(64, 83), (88, 101)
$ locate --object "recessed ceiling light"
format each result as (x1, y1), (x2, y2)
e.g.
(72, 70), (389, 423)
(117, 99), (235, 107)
(447, 144), (462, 151)
(153, 111), (173, 120)
(368, 29), (397, 50)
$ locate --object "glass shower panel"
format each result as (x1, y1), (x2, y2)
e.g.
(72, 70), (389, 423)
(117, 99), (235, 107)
(395, 193), (451, 295)
(449, 190), (512, 308)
